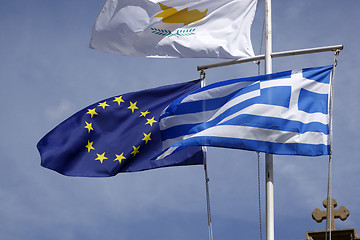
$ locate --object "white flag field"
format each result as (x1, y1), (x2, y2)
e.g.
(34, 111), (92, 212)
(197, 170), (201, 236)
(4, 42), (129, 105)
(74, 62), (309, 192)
(159, 66), (334, 156)
(90, 0), (257, 59)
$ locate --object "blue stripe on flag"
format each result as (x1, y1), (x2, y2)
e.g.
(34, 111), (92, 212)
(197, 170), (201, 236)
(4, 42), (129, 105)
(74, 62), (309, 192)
(262, 70), (292, 81)
(302, 65), (332, 84)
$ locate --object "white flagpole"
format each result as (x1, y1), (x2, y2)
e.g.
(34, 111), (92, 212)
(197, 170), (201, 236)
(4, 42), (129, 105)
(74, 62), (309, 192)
(264, 0), (274, 240)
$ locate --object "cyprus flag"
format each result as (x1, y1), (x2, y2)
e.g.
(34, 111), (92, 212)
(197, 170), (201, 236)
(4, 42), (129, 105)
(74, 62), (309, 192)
(90, 0), (257, 59)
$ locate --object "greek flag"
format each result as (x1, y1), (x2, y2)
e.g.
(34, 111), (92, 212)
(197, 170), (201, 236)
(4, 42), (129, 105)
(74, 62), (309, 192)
(159, 66), (333, 156)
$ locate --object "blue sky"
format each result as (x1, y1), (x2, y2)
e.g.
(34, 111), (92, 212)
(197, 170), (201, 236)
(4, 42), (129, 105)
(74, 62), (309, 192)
(1, 0), (359, 239)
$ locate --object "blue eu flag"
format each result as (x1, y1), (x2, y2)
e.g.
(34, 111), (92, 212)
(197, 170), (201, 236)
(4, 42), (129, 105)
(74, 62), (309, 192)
(37, 80), (203, 177)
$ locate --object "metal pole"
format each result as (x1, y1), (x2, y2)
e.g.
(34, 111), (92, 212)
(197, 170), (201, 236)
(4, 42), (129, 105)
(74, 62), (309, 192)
(204, 153), (214, 240)
(197, 45), (343, 71)
(200, 71), (214, 240)
(265, 154), (274, 240)
(265, 0), (274, 240)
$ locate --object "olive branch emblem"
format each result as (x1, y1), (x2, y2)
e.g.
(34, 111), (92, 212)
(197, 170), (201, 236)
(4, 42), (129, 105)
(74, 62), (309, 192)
(151, 28), (196, 38)
(151, 28), (172, 36)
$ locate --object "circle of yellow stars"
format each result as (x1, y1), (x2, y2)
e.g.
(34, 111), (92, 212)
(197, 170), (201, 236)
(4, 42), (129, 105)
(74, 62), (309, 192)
(84, 96), (157, 165)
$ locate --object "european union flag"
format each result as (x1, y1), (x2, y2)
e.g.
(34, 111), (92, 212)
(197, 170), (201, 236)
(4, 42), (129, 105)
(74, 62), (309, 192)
(38, 80), (203, 177)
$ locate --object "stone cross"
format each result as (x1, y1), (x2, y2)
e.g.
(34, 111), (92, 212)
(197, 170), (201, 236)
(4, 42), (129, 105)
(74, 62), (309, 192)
(312, 198), (350, 230)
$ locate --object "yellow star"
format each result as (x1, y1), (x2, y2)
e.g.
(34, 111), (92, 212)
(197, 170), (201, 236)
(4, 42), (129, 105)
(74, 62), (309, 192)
(128, 101), (139, 113)
(95, 152), (108, 164)
(98, 101), (109, 109)
(84, 121), (94, 133)
(131, 146), (140, 157)
(86, 108), (98, 118)
(85, 140), (95, 152)
(142, 132), (152, 144)
(113, 96), (125, 106)
(114, 153), (126, 164)
(145, 117), (157, 127)
(139, 110), (150, 117)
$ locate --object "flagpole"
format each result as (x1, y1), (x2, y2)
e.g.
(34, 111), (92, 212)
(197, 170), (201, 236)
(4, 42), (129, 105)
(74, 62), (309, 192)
(264, 0), (274, 240)
(201, 71), (214, 240)
(196, 45), (343, 71)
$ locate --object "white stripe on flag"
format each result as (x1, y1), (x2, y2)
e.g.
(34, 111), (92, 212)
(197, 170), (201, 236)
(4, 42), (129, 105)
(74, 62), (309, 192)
(155, 147), (178, 160)
(181, 81), (256, 103)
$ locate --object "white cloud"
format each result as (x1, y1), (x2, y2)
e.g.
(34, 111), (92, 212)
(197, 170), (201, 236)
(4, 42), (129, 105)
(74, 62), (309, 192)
(45, 99), (75, 122)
